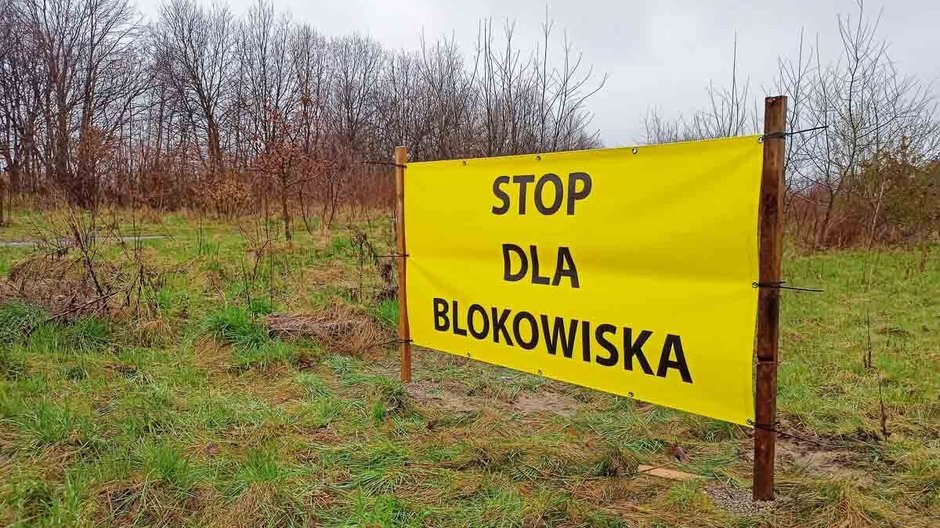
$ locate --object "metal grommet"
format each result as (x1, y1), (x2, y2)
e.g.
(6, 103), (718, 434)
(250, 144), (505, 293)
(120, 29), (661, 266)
(535, 154), (542, 161)
(631, 147), (638, 154)
(461, 160), (467, 166)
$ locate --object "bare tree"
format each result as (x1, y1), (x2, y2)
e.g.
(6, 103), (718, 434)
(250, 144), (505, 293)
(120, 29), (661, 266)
(154, 0), (234, 175)
(0, 0), (147, 206)
(791, 1), (938, 246)
(329, 34), (385, 150)
(534, 12), (607, 152)
(1, 0), (607, 217)
(416, 36), (477, 159)
(289, 23), (331, 231)
(643, 34), (751, 144)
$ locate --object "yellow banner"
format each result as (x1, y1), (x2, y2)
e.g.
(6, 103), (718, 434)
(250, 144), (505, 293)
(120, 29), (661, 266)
(404, 136), (762, 425)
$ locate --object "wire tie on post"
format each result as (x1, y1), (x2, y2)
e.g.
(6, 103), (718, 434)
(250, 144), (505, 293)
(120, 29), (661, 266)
(752, 281), (823, 293)
(364, 160), (407, 169)
(368, 338), (414, 349)
(759, 125), (829, 142)
(746, 420), (835, 448)
(375, 253), (409, 258)
(748, 420), (777, 430)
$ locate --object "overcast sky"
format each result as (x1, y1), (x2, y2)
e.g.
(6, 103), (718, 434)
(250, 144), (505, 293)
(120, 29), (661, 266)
(139, 0), (940, 146)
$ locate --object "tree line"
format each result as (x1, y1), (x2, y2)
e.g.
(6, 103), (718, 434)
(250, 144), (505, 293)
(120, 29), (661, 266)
(643, 2), (939, 247)
(1, 0), (936, 247)
(0, 0), (605, 235)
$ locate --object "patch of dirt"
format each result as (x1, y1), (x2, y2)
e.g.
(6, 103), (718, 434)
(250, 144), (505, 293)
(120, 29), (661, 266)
(98, 480), (144, 525)
(303, 262), (352, 289)
(192, 337), (230, 373)
(104, 363), (139, 379)
(705, 483), (774, 516)
(876, 325), (912, 338)
(295, 426), (341, 447)
(513, 390), (580, 417)
(293, 354), (318, 371)
(406, 380), (485, 413)
(233, 368), (305, 405)
(776, 437), (876, 486)
(571, 478), (664, 521)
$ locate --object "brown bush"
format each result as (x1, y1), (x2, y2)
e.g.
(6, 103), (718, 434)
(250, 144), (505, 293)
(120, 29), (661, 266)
(787, 144), (939, 248)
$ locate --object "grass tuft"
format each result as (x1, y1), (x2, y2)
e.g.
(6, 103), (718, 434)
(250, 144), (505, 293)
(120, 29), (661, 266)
(372, 298), (399, 329)
(65, 316), (113, 352)
(232, 340), (296, 371)
(205, 306), (270, 349)
(141, 442), (201, 494)
(0, 301), (44, 344)
(16, 401), (84, 446)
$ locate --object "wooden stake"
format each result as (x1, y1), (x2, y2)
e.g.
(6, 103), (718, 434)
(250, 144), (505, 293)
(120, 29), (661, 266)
(394, 146), (412, 383)
(754, 96), (787, 501)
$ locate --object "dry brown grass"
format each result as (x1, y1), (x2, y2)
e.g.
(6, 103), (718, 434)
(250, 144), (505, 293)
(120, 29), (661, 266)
(264, 299), (392, 355)
(132, 318), (174, 347)
(95, 477), (212, 528)
(0, 253), (117, 319)
(190, 337), (231, 374)
(204, 482), (319, 528)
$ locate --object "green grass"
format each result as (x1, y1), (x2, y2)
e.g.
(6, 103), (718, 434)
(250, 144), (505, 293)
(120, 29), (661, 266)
(205, 306), (270, 348)
(0, 302), (44, 345)
(778, 247), (938, 436)
(372, 298), (399, 330)
(0, 209), (936, 527)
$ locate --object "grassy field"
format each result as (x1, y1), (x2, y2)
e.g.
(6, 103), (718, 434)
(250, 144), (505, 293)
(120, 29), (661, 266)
(0, 209), (936, 527)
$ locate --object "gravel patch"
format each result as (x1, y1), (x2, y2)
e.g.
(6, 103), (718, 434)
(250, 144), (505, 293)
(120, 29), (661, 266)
(705, 484), (775, 516)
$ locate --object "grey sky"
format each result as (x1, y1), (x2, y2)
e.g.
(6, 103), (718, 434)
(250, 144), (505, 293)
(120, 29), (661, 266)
(138, 0), (940, 146)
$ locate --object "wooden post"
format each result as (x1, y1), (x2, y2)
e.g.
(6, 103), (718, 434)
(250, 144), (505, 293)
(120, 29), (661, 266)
(754, 96), (787, 501)
(394, 146), (412, 383)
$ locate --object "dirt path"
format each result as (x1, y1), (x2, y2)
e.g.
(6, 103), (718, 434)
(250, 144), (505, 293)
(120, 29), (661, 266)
(0, 235), (167, 247)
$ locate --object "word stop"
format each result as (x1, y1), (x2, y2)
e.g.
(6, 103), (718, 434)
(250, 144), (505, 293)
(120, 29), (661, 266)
(492, 172), (592, 215)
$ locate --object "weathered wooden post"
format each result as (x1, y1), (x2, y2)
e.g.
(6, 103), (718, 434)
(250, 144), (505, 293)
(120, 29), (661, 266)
(394, 146), (412, 383)
(754, 95), (787, 501)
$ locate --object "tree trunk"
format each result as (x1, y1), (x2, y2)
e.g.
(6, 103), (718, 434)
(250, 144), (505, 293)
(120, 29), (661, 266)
(816, 188), (838, 248)
(207, 115), (223, 175)
(280, 174), (292, 242)
(0, 174), (6, 227)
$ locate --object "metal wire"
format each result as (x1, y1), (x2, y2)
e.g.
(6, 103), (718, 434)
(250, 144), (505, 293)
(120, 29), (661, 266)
(749, 420), (827, 447)
(372, 337), (413, 348)
(364, 160), (407, 168)
(753, 281), (824, 293)
(759, 125), (829, 141)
